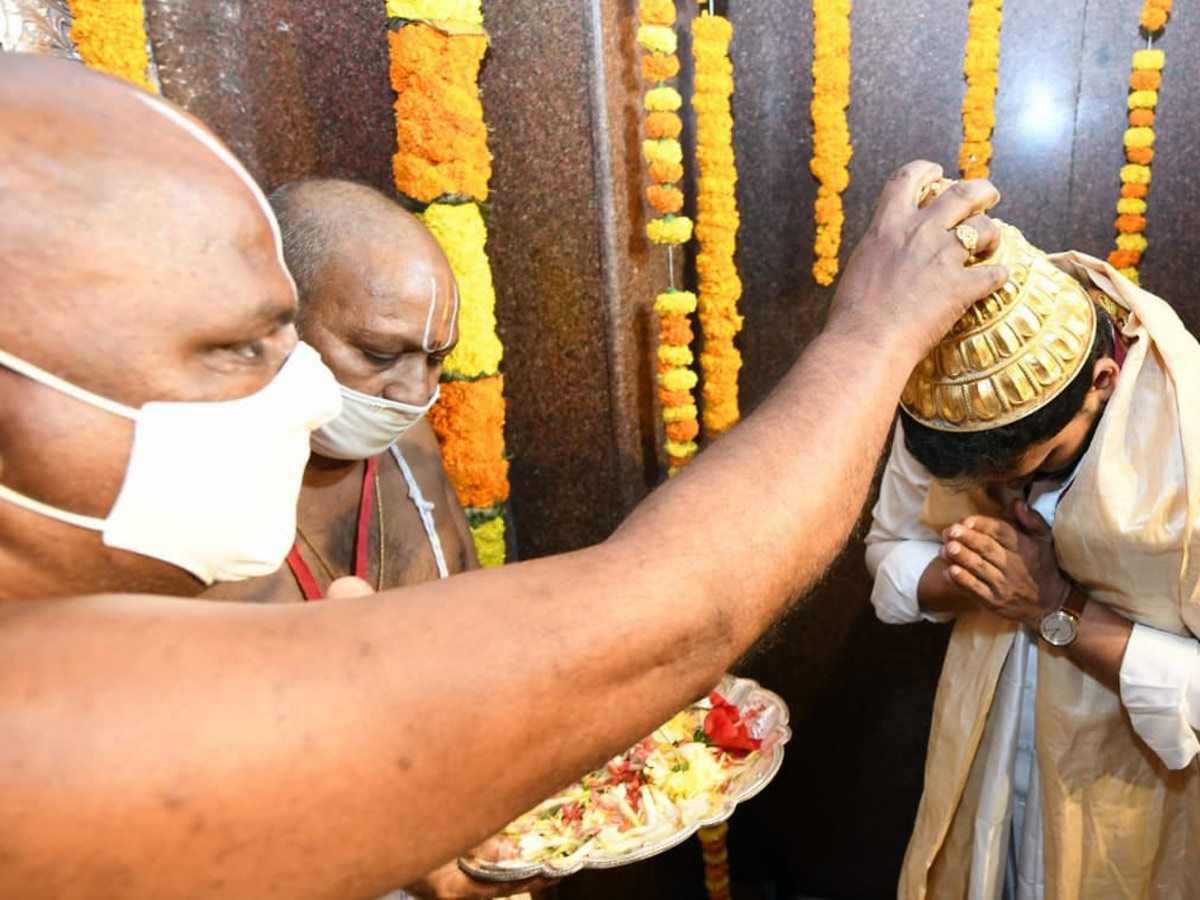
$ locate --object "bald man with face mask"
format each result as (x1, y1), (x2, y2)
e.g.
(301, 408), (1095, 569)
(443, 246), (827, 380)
(0, 56), (1010, 899)
(207, 180), (478, 606)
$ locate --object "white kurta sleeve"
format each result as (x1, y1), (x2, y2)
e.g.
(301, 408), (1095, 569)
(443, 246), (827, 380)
(1119, 623), (1200, 769)
(865, 425), (954, 625)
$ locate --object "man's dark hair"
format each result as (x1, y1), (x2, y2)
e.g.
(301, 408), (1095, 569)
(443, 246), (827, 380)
(901, 303), (1114, 481)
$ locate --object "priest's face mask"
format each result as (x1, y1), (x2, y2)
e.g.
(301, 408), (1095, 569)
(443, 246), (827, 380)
(300, 240), (460, 461)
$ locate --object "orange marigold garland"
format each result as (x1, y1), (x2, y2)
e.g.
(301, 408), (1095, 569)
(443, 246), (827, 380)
(388, 23), (492, 204)
(639, 0), (700, 475)
(387, 9), (511, 567)
(810, 0), (852, 286)
(691, 11), (743, 438)
(426, 378), (510, 510)
(66, 0), (157, 91)
(959, 0), (1003, 179)
(1108, 0), (1171, 285)
(1141, 0), (1171, 30)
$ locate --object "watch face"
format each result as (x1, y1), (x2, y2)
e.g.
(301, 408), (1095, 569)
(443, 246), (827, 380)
(1040, 610), (1078, 647)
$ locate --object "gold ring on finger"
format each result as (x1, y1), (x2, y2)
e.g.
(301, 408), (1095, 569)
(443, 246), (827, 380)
(954, 223), (980, 256)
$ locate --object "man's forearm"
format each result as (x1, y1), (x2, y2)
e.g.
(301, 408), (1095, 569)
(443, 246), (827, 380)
(0, 325), (918, 899)
(614, 324), (921, 641)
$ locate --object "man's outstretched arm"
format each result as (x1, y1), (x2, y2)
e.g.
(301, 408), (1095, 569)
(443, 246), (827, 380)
(0, 162), (1007, 899)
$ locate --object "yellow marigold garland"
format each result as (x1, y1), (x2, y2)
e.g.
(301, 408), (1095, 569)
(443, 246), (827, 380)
(690, 15), (743, 893)
(1108, 1), (1170, 285)
(386, 0), (483, 27)
(66, 0), (156, 91)
(691, 12), (743, 438)
(469, 513), (506, 568)
(959, 0), (1003, 179)
(419, 203), (503, 378)
(810, 0), (852, 286)
(387, 10), (511, 567)
(638, 25), (678, 55)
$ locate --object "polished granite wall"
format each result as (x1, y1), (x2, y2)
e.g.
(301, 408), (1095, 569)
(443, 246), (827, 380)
(143, 1), (1200, 896)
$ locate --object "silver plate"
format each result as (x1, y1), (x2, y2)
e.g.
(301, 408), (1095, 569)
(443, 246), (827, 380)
(458, 673), (791, 882)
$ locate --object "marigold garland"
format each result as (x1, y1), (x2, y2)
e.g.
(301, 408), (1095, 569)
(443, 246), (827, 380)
(637, 24), (678, 55)
(654, 290), (700, 470)
(66, 0), (156, 91)
(467, 509), (506, 568)
(426, 377), (511, 510)
(1140, 0), (1171, 30)
(639, 0), (699, 477)
(1108, 4), (1170, 285)
(638, 13), (694, 251)
(646, 216), (695, 244)
(646, 111), (683, 140)
(647, 184), (685, 214)
(699, 821), (731, 900)
(643, 138), (683, 167)
(645, 85), (683, 111)
(959, 0), (1002, 179)
(649, 159), (685, 184)
(643, 54), (681, 82)
(386, 0), (483, 26)
(388, 23), (492, 205)
(387, 10), (511, 567)
(691, 12), (743, 439)
(688, 16), (744, 891)
(810, 0), (852, 286)
(639, 0), (676, 25)
(419, 203), (503, 378)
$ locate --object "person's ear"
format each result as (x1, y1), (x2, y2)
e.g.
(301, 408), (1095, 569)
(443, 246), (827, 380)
(1090, 357), (1120, 402)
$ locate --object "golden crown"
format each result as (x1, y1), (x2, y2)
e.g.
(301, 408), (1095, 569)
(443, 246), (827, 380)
(900, 219), (1097, 432)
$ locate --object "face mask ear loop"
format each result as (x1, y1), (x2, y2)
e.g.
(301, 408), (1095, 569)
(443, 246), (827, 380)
(0, 482), (107, 530)
(0, 348), (138, 420)
(0, 348), (131, 531)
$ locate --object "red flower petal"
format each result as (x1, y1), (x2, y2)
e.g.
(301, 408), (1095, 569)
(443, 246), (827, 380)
(703, 692), (762, 753)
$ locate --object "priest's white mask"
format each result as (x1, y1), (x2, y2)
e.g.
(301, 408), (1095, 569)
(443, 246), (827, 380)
(309, 382), (440, 461)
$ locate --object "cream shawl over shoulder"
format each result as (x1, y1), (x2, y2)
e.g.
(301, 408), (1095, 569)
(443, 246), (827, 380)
(900, 252), (1200, 900)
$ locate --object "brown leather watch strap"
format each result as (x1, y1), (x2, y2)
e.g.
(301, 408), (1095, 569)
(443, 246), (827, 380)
(1062, 583), (1090, 619)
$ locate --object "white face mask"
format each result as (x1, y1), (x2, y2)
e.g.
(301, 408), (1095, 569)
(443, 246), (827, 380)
(0, 341), (342, 584)
(309, 382), (440, 461)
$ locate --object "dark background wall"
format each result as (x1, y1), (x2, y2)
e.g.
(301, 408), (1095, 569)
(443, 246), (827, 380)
(143, 1), (1200, 896)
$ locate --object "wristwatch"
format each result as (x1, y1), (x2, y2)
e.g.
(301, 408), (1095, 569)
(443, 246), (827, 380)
(1039, 584), (1089, 647)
